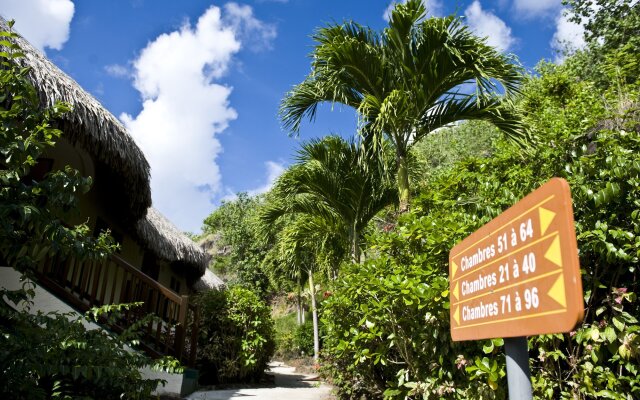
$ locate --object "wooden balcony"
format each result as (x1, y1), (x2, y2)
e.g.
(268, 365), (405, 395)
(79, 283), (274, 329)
(35, 253), (199, 366)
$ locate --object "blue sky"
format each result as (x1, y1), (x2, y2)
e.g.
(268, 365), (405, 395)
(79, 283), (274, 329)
(0, 0), (584, 232)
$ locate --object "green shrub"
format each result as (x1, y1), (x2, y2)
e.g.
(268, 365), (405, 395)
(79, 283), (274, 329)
(293, 320), (316, 356)
(0, 301), (180, 399)
(322, 225), (496, 399)
(194, 287), (275, 384)
(276, 329), (296, 360)
(273, 311), (297, 359)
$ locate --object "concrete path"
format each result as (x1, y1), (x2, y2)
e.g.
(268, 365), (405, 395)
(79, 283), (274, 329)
(186, 362), (334, 400)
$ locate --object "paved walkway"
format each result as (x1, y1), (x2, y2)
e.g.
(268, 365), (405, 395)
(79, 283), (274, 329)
(186, 362), (335, 400)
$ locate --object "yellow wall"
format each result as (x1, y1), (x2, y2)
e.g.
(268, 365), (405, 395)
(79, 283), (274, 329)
(157, 261), (189, 296)
(43, 138), (144, 269)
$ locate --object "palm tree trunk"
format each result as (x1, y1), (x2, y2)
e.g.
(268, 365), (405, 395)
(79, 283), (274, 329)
(308, 271), (320, 363)
(397, 150), (410, 212)
(297, 276), (303, 325)
(349, 224), (360, 264)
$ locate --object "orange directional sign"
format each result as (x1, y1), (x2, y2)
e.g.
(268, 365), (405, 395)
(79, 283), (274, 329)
(449, 178), (583, 341)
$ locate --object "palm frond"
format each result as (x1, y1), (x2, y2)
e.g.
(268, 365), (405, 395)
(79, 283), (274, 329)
(418, 94), (529, 146)
(261, 135), (397, 274)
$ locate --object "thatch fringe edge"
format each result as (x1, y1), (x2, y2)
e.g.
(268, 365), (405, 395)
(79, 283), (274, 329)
(135, 208), (210, 276)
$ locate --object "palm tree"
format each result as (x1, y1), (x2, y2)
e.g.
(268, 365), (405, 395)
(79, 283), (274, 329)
(261, 137), (394, 361)
(262, 214), (341, 362)
(280, 0), (527, 211)
(261, 135), (396, 263)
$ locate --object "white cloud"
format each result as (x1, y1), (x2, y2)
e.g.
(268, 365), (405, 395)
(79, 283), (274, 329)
(223, 2), (277, 51)
(121, 4), (276, 232)
(0, 0), (74, 51)
(464, 1), (515, 52)
(383, 0), (444, 21)
(104, 63), (130, 78)
(551, 9), (586, 62)
(512, 0), (560, 18)
(248, 161), (286, 196)
(220, 160), (286, 203)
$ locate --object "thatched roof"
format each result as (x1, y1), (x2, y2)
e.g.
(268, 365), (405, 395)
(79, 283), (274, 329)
(135, 208), (210, 277)
(2, 19), (209, 278)
(0, 17), (151, 221)
(192, 269), (225, 292)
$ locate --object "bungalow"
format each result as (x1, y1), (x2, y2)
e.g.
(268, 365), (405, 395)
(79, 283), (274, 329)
(0, 17), (222, 397)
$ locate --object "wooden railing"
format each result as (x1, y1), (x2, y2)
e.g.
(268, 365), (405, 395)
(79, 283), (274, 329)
(36, 253), (199, 366)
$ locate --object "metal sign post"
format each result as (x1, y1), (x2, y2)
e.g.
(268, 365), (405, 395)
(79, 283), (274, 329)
(504, 337), (532, 400)
(448, 178), (583, 396)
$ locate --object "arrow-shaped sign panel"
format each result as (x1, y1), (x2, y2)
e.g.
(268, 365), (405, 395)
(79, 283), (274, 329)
(449, 178), (583, 341)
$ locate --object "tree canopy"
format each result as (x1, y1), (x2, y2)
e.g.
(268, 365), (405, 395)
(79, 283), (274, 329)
(280, 0), (527, 210)
(261, 135), (396, 263)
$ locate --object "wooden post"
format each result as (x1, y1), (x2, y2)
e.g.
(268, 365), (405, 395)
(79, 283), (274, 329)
(174, 295), (189, 361)
(89, 261), (102, 306)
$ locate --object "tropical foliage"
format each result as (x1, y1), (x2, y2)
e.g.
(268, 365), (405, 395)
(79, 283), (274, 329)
(280, 0), (526, 210)
(564, 0), (639, 55)
(561, 0), (639, 89)
(1, 302), (182, 399)
(201, 193), (272, 296)
(262, 213), (333, 361)
(262, 135), (396, 263)
(320, 20), (640, 399)
(259, 135), (397, 360)
(194, 287), (275, 384)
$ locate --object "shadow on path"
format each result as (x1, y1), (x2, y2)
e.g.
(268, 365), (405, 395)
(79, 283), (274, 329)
(186, 361), (334, 400)
(271, 363), (320, 389)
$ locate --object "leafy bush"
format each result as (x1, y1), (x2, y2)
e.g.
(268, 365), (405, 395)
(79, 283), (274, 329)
(201, 193), (273, 297)
(410, 120), (500, 187)
(273, 312), (319, 359)
(0, 301), (181, 399)
(321, 44), (640, 399)
(523, 77), (640, 398)
(194, 287), (275, 384)
(273, 311), (299, 359)
(322, 218), (497, 399)
(294, 320), (316, 356)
